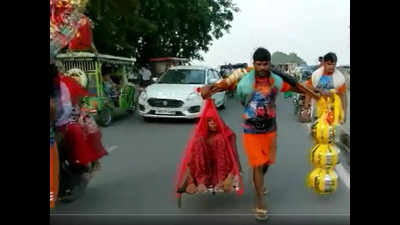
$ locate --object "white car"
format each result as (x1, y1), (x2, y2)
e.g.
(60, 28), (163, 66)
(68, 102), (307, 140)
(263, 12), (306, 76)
(137, 65), (226, 119)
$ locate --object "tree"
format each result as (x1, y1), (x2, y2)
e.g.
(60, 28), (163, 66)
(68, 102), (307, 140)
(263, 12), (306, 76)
(85, 0), (239, 67)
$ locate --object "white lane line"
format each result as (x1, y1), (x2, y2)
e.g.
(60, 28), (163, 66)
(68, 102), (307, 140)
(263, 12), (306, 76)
(335, 163), (350, 189)
(106, 145), (119, 154)
(51, 213), (350, 216)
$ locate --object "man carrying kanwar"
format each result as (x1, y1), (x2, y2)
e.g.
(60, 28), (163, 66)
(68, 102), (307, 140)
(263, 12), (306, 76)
(198, 47), (317, 221)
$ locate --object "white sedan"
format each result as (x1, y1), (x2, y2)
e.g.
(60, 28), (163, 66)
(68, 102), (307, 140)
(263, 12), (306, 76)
(137, 65), (226, 120)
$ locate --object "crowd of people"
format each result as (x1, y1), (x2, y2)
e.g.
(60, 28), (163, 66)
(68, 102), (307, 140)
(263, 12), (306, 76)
(50, 47), (347, 221)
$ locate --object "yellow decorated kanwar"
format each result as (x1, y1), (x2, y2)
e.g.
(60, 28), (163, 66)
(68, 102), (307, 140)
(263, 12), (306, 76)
(307, 90), (344, 194)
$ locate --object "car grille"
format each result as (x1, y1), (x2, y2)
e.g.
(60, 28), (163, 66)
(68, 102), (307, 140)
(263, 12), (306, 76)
(148, 110), (185, 116)
(147, 98), (184, 108)
(188, 106), (201, 113)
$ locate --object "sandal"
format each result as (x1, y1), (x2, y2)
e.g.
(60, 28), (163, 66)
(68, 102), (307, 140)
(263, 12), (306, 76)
(254, 208), (269, 221)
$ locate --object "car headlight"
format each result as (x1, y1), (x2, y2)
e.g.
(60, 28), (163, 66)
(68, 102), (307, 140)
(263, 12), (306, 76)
(186, 92), (200, 101)
(139, 90), (148, 102)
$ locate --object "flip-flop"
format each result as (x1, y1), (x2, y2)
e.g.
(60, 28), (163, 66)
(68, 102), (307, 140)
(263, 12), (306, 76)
(254, 208), (269, 221)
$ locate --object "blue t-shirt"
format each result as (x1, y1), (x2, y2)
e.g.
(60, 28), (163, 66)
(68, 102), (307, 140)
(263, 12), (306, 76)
(316, 75), (334, 91)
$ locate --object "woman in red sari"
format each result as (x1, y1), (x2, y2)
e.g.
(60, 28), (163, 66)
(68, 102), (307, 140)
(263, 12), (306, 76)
(175, 99), (242, 197)
(55, 74), (107, 171)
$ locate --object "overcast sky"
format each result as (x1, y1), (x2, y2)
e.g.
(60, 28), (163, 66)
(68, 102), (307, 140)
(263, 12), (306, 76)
(193, 0), (350, 67)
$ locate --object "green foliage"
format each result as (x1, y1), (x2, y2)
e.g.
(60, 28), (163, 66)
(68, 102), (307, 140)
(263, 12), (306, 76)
(86, 0), (239, 67)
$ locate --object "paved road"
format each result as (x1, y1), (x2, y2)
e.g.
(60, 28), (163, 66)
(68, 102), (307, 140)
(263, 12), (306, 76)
(50, 94), (350, 225)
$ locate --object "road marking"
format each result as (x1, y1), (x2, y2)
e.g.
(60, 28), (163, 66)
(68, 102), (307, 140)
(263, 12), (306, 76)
(50, 213), (350, 216)
(51, 209), (349, 212)
(106, 145), (119, 154)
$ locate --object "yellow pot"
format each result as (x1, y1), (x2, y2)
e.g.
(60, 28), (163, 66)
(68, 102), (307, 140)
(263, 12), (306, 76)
(310, 144), (339, 169)
(307, 168), (338, 194)
(311, 119), (335, 144)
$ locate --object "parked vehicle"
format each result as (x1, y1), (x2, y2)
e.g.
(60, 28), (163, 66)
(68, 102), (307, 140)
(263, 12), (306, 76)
(138, 65), (226, 120)
(56, 52), (137, 126)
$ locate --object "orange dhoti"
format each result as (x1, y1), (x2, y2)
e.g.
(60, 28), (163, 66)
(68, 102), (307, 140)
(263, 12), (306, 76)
(242, 131), (277, 168)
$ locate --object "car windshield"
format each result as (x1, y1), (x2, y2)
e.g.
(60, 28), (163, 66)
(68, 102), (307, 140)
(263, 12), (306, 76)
(158, 69), (205, 84)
